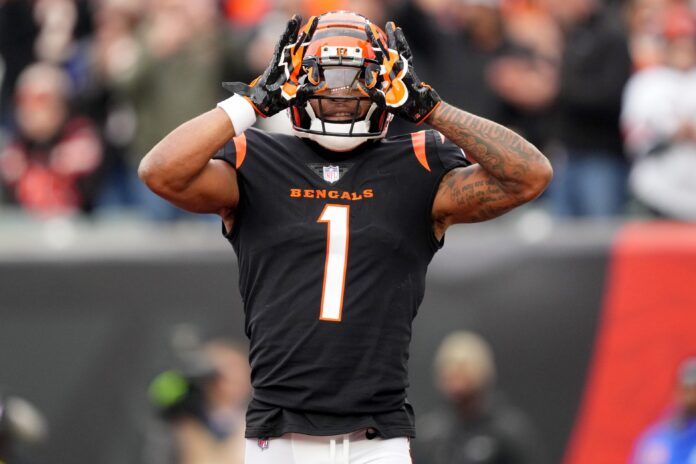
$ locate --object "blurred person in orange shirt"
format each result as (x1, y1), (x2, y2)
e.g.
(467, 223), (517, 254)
(0, 63), (103, 217)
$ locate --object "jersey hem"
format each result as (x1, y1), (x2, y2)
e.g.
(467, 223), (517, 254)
(245, 425), (415, 439)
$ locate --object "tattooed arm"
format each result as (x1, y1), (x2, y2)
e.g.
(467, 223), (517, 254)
(428, 102), (553, 239)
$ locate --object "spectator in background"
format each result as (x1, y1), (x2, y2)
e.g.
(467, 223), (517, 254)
(80, 0), (142, 209)
(391, 0), (450, 58)
(625, 0), (671, 71)
(488, 3), (562, 147)
(413, 331), (547, 464)
(621, 4), (696, 220)
(631, 357), (696, 464)
(31, 0), (93, 66)
(222, 0), (271, 28)
(542, 0), (633, 219)
(0, 0), (92, 130)
(0, 63), (103, 217)
(408, 0), (558, 145)
(143, 339), (251, 464)
(423, 0), (517, 126)
(0, 389), (49, 464)
(106, 0), (252, 220)
(0, 0), (37, 131)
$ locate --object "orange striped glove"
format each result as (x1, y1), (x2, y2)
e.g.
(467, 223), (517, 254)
(223, 15), (319, 117)
(362, 21), (441, 124)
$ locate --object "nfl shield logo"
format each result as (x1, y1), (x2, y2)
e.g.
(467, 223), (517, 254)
(323, 165), (340, 184)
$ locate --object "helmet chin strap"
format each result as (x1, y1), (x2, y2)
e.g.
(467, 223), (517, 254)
(304, 129), (370, 152)
(290, 102), (389, 152)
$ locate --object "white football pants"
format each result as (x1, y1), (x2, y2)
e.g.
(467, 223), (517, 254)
(244, 429), (412, 464)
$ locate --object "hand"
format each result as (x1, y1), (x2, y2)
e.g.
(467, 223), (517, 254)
(223, 15), (319, 117)
(674, 122), (696, 142)
(486, 56), (557, 111)
(361, 21), (441, 124)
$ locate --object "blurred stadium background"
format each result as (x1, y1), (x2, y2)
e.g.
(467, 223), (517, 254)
(1, 0), (696, 463)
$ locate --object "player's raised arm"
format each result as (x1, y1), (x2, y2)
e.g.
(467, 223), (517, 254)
(138, 108), (240, 215)
(362, 21), (552, 235)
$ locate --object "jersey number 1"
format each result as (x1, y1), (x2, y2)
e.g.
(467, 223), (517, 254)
(317, 204), (350, 322)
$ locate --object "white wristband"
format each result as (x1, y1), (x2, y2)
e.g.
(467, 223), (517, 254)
(217, 94), (257, 135)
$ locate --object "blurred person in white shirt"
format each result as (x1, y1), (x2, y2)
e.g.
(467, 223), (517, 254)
(621, 4), (696, 220)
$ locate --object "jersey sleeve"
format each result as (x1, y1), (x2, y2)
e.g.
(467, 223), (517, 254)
(213, 138), (239, 168)
(213, 129), (254, 170)
(430, 130), (472, 172)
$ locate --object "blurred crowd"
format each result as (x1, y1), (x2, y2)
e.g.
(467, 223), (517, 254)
(0, 0), (695, 221)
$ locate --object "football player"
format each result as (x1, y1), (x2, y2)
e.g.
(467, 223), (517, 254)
(139, 11), (553, 464)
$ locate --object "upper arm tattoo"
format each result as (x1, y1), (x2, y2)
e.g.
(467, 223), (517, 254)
(428, 103), (552, 227)
(435, 166), (519, 224)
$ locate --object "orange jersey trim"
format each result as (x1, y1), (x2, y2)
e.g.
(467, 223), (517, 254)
(233, 133), (247, 169)
(410, 131), (431, 172)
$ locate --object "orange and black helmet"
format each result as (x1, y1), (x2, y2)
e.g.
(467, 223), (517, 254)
(305, 11), (386, 62)
(289, 11), (392, 152)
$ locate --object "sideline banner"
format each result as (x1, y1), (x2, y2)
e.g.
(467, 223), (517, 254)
(565, 223), (696, 464)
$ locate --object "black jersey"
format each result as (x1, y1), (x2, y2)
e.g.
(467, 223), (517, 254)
(214, 128), (470, 439)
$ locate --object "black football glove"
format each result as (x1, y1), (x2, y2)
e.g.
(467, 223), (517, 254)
(361, 21), (441, 124)
(223, 15), (320, 117)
